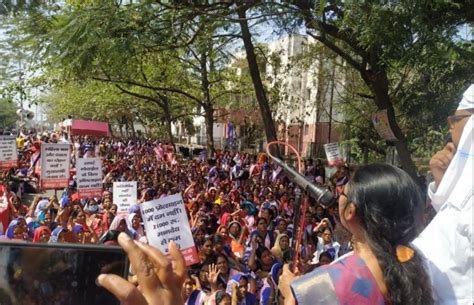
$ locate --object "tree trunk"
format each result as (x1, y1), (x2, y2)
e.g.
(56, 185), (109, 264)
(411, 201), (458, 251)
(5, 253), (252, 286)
(237, 6), (279, 156)
(294, 3), (419, 182)
(362, 70), (419, 180)
(162, 99), (175, 146)
(130, 120), (136, 138)
(204, 105), (215, 154)
(314, 54), (325, 158)
(124, 119), (130, 138)
(327, 63), (336, 143)
(200, 50), (215, 154)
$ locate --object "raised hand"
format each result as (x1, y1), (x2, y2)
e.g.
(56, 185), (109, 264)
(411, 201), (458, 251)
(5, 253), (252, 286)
(98, 233), (186, 305)
(429, 143), (456, 189)
(208, 263), (221, 291)
(279, 264), (297, 305)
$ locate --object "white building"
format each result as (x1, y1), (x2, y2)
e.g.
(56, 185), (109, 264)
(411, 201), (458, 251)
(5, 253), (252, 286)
(182, 34), (346, 156)
(265, 34), (346, 157)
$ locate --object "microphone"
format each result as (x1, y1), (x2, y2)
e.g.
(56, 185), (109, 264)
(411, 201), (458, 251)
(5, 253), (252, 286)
(270, 156), (335, 208)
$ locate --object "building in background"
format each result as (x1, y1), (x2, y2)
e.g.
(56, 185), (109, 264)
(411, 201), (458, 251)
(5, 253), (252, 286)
(266, 34), (346, 158)
(183, 34), (346, 156)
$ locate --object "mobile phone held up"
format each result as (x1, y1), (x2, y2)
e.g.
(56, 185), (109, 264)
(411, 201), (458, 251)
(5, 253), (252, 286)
(0, 241), (129, 305)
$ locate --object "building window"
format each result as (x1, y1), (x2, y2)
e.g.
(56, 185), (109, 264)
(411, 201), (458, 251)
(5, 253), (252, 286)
(304, 124), (309, 136)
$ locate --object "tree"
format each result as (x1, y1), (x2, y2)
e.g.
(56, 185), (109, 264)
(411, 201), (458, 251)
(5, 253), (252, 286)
(236, 5), (279, 153)
(278, 0), (474, 180)
(18, 1), (241, 152)
(0, 97), (18, 130)
(153, 1), (283, 154)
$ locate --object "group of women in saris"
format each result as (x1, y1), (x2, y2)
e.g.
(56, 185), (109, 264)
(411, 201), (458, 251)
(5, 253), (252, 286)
(2, 194), (145, 246)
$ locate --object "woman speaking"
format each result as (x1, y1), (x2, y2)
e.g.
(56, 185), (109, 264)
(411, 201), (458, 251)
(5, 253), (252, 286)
(280, 164), (433, 305)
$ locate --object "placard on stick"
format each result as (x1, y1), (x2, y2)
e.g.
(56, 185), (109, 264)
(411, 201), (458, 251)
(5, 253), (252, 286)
(40, 143), (71, 189)
(324, 142), (344, 167)
(0, 136), (18, 169)
(372, 109), (397, 141)
(113, 181), (137, 215)
(140, 193), (199, 266)
(76, 158), (103, 199)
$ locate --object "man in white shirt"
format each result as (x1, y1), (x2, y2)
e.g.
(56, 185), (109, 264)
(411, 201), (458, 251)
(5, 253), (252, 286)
(414, 84), (473, 305)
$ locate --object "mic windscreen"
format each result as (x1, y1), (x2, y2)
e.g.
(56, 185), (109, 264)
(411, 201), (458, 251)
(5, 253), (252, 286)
(318, 189), (336, 208)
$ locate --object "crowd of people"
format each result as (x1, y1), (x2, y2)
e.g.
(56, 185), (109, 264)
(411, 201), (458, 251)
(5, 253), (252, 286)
(1, 82), (472, 305)
(1, 132), (353, 305)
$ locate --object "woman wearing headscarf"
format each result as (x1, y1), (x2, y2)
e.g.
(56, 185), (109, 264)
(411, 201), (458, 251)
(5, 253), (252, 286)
(271, 233), (290, 263)
(241, 199), (256, 231)
(260, 262), (283, 305)
(6, 218), (26, 240)
(126, 213), (145, 240)
(99, 214), (130, 245)
(33, 198), (49, 222)
(228, 220), (246, 258)
(73, 224), (85, 243)
(32, 225), (51, 243)
(49, 226), (67, 243)
(225, 273), (257, 305)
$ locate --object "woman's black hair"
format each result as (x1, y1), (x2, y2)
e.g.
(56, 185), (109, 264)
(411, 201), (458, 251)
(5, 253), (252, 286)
(215, 291), (229, 305)
(318, 251), (334, 262)
(216, 253), (229, 263)
(255, 245), (271, 260)
(347, 164), (433, 305)
(213, 234), (224, 245)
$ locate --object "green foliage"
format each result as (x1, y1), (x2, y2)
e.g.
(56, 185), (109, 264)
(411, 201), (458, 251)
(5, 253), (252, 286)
(0, 97), (18, 130)
(4, 0), (473, 165)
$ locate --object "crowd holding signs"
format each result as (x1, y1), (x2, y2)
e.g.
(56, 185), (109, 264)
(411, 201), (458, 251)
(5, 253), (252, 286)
(0, 84), (472, 305)
(0, 132), (356, 305)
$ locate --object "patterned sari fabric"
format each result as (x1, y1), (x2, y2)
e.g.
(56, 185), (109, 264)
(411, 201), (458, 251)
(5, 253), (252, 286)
(291, 252), (387, 305)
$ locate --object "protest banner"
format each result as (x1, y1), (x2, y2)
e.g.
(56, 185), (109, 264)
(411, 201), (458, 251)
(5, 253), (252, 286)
(40, 143), (71, 189)
(324, 142), (345, 167)
(372, 109), (398, 141)
(76, 158), (103, 199)
(0, 136), (18, 169)
(113, 181), (137, 215)
(140, 193), (199, 266)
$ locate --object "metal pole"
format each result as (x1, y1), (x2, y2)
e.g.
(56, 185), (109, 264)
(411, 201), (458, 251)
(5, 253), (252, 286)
(291, 186), (303, 272)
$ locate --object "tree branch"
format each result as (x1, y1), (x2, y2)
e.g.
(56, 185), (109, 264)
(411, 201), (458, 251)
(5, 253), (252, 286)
(211, 89), (242, 102)
(361, 138), (386, 155)
(306, 30), (365, 72)
(356, 92), (375, 99)
(114, 84), (164, 107)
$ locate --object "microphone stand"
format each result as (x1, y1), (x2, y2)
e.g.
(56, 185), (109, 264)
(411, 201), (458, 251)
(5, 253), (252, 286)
(291, 186), (308, 273)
